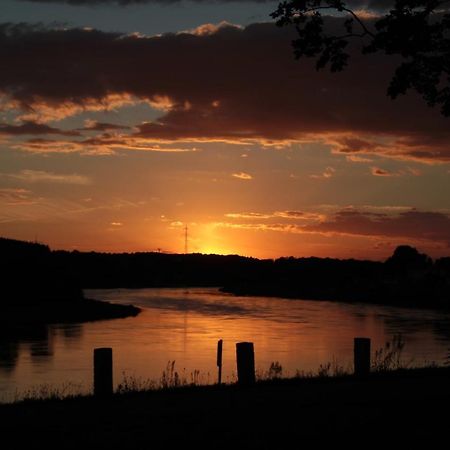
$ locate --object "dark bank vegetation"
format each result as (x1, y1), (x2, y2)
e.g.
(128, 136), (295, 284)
(2, 237), (450, 311)
(0, 237), (140, 330)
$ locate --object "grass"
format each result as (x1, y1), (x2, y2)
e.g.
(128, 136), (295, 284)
(371, 334), (412, 371)
(2, 365), (450, 448)
(10, 382), (84, 403)
(117, 361), (212, 393)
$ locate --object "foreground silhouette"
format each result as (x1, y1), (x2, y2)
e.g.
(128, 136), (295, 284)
(1, 237), (449, 311)
(0, 366), (449, 448)
(272, 0), (450, 116)
(0, 237), (140, 332)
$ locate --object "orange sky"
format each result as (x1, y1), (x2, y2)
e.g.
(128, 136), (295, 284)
(0, 3), (449, 260)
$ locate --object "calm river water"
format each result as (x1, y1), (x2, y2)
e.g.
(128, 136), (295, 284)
(1, 288), (449, 401)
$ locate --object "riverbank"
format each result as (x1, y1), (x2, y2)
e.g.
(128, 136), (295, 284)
(0, 298), (140, 332)
(220, 283), (450, 310)
(1, 366), (449, 447)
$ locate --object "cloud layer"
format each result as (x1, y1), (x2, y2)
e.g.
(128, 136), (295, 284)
(17, 0), (395, 6)
(0, 20), (449, 162)
(19, 0), (275, 4)
(221, 208), (450, 247)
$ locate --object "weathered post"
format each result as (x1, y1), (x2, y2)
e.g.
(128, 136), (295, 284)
(94, 347), (113, 397)
(236, 342), (255, 386)
(217, 339), (223, 385)
(354, 337), (371, 378)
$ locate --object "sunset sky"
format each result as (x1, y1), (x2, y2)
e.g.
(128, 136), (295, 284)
(0, 0), (449, 260)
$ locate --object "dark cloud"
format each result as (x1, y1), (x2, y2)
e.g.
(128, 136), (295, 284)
(18, 0), (275, 4)
(14, 0), (408, 12)
(0, 21), (449, 161)
(0, 121), (79, 136)
(17, 0), (394, 5)
(370, 167), (396, 177)
(305, 210), (450, 244)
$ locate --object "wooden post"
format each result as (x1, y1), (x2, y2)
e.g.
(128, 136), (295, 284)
(217, 339), (223, 385)
(354, 337), (371, 377)
(94, 347), (113, 397)
(236, 342), (255, 386)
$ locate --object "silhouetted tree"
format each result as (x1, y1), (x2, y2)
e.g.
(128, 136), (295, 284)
(271, 1), (450, 115)
(385, 245), (432, 270)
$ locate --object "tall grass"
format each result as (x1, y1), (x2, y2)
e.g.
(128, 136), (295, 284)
(371, 334), (411, 371)
(11, 382), (84, 403)
(117, 361), (211, 394)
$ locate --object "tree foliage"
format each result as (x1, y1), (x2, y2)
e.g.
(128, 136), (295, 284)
(271, 1), (450, 116)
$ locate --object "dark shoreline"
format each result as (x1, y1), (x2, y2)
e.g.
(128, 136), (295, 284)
(1, 366), (449, 447)
(219, 284), (450, 311)
(0, 298), (141, 332)
(2, 237), (450, 311)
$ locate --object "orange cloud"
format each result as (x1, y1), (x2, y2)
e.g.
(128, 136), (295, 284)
(231, 172), (253, 180)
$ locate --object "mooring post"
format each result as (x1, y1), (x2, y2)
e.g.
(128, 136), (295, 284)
(94, 347), (113, 397)
(217, 339), (223, 385)
(354, 337), (371, 378)
(236, 342), (255, 386)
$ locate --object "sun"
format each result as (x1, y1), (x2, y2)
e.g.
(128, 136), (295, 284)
(191, 223), (236, 256)
(197, 244), (231, 256)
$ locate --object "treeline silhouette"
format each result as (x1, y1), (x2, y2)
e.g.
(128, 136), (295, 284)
(1, 237), (450, 310)
(0, 237), (139, 329)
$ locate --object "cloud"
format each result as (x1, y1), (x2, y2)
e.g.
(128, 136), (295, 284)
(371, 166), (397, 177)
(370, 166), (422, 177)
(231, 172), (253, 180)
(217, 208), (450, 246)
(330, 133), (450, 164)
(304, 209), (450, 244)
(77, 120), (130, 132)
(6, 169), (92, 185)
(225, 210), (324, 221)
(0, 21), (449, 162)
(14, 0), (397, 7)
(346, 155), (374, 163)
(225, 212), (273, 219)
(13, 136), (199, 155)
(0, 121), (79, 136)
(18, 0), (275, 4)
(273, 211), (324, 220)
(310, 166), (336, 179)
(0, 188), (35, 205)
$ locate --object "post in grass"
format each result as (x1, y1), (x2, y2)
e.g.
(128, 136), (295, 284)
(94, 347), (113, 397)
(354, 337), (371, 378)
(217, 339), (223, 385)
(236, 342), (256, 386)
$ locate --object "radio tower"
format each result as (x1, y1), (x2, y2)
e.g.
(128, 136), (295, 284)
(184, 224), (188, 254)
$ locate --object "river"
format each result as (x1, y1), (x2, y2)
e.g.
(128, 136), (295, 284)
(1, 288), (449, 402)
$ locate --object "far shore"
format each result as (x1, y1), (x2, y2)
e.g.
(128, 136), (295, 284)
(219, 284), (450, 311)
